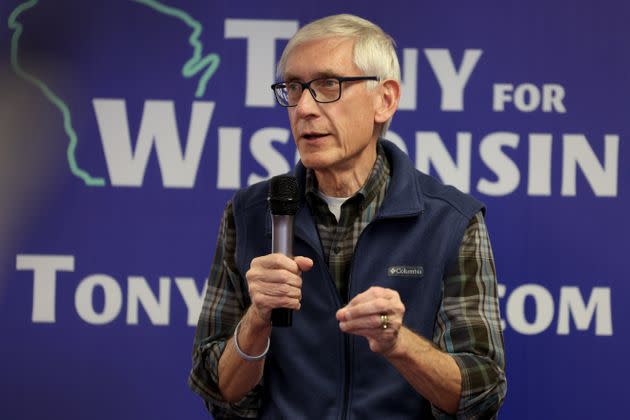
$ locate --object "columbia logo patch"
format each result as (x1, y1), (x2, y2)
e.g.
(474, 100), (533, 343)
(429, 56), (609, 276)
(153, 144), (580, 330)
(388, 266), (424, 277)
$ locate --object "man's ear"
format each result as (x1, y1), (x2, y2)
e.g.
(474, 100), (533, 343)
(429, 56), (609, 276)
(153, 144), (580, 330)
(374, 79), (401, 124)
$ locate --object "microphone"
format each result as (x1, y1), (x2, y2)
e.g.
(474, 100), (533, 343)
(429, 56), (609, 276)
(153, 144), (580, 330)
(268, 174), (300, 327)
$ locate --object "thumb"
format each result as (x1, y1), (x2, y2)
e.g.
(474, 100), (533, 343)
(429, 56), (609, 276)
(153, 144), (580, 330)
(294, 256), (314, 272)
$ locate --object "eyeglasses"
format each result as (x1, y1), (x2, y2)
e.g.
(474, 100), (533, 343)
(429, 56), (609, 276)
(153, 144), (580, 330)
(271, 76), (379, 107)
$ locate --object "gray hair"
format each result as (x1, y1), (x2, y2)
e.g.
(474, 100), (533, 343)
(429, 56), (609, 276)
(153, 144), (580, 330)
(277, 14), (400, 135)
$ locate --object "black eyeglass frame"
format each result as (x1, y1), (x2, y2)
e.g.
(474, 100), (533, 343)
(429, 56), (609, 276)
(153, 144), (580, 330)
(270, 76), (380, 107)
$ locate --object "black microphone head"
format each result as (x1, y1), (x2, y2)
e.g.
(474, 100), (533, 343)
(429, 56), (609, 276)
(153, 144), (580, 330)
(268, 175), (299, 215)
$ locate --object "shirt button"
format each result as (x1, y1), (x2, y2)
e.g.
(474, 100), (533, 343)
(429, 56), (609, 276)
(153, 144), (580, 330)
(333, 246), (341, 254)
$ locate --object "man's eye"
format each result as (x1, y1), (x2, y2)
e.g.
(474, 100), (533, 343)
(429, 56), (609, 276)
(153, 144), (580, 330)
(286, 83), (301, 93)
(315, 79), (338, 89)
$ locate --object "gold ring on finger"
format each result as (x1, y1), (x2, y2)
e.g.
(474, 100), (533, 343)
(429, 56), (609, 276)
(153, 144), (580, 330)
(380, 313), (390, 330)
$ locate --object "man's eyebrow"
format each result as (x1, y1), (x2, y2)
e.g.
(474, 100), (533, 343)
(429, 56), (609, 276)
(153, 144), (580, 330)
(282, 73), (301, 82)
(313, 69), (340, 78)
(282, 70), (341, 81)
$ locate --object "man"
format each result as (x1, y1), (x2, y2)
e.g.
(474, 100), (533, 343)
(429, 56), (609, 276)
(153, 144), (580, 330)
(189, 14), (506, 419)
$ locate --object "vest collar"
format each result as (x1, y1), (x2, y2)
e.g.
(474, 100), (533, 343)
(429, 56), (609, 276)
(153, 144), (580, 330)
(374, 139), (424, 218)
(265, 139), (424, 241)
(292, 139), (424, 218)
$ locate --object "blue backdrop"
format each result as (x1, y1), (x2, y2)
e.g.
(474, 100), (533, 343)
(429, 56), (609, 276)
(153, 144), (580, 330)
(1, 1), (628, 419)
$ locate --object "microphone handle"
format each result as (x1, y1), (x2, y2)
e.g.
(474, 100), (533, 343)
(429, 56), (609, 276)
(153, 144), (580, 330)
(271, 215), (294, 327)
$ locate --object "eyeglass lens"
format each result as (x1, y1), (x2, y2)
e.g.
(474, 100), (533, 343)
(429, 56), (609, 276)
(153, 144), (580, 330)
(277, 78), (341, 106)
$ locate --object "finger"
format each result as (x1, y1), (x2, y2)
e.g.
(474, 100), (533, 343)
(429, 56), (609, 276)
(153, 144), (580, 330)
(339, 310), (402, 330)
(345, 286), (396, 307)
(336, 288), (381, 320)
(351, 298), (392, 316)
(249, 280), (303, 310)
(294, 256), (314, 272)
(252, 282), (303, 300)
(337, 297), (399, 322)
(247, 262), (304, 287)
(340, 327), (399, 339)
(250, 291), (302, 313)
(252, 253), (300, 272)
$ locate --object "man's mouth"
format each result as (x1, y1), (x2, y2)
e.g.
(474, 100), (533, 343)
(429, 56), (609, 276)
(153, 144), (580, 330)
(302, 132), (328, 140)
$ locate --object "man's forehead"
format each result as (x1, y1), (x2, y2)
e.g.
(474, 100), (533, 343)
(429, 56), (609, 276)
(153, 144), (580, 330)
(283, 36), (357, 80)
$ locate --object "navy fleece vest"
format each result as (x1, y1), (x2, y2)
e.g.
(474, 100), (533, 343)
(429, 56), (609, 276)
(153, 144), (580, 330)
(232, 140), (483, 419)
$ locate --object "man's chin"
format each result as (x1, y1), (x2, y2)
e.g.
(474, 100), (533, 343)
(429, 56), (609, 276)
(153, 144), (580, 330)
(298, 154), (332, 170)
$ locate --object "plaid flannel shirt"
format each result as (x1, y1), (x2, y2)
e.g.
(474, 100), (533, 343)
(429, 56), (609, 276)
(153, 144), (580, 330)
(189, 144), (506, 419)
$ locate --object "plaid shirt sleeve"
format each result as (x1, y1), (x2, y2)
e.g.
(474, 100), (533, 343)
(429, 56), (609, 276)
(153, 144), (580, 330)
(432, 211), (507, 419)
(187, 201), (262, 419)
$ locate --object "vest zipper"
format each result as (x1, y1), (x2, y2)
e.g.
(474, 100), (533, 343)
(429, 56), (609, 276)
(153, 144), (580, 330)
(304, 235), (349, 420)
(341, 333), (351, 420)
(340, 219), (378, 420)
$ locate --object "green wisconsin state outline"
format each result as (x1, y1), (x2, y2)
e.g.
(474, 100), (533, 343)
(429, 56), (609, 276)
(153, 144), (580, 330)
(8, 0), (221, 186)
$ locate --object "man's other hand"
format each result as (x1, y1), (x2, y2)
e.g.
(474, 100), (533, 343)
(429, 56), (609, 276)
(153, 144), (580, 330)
(336, 286), (406, 354)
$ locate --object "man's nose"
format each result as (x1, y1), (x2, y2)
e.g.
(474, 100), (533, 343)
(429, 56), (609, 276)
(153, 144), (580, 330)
(294, 88), (319, 116)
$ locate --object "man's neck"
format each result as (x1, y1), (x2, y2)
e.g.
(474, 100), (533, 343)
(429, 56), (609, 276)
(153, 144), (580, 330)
(313, 147), (377, 197)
